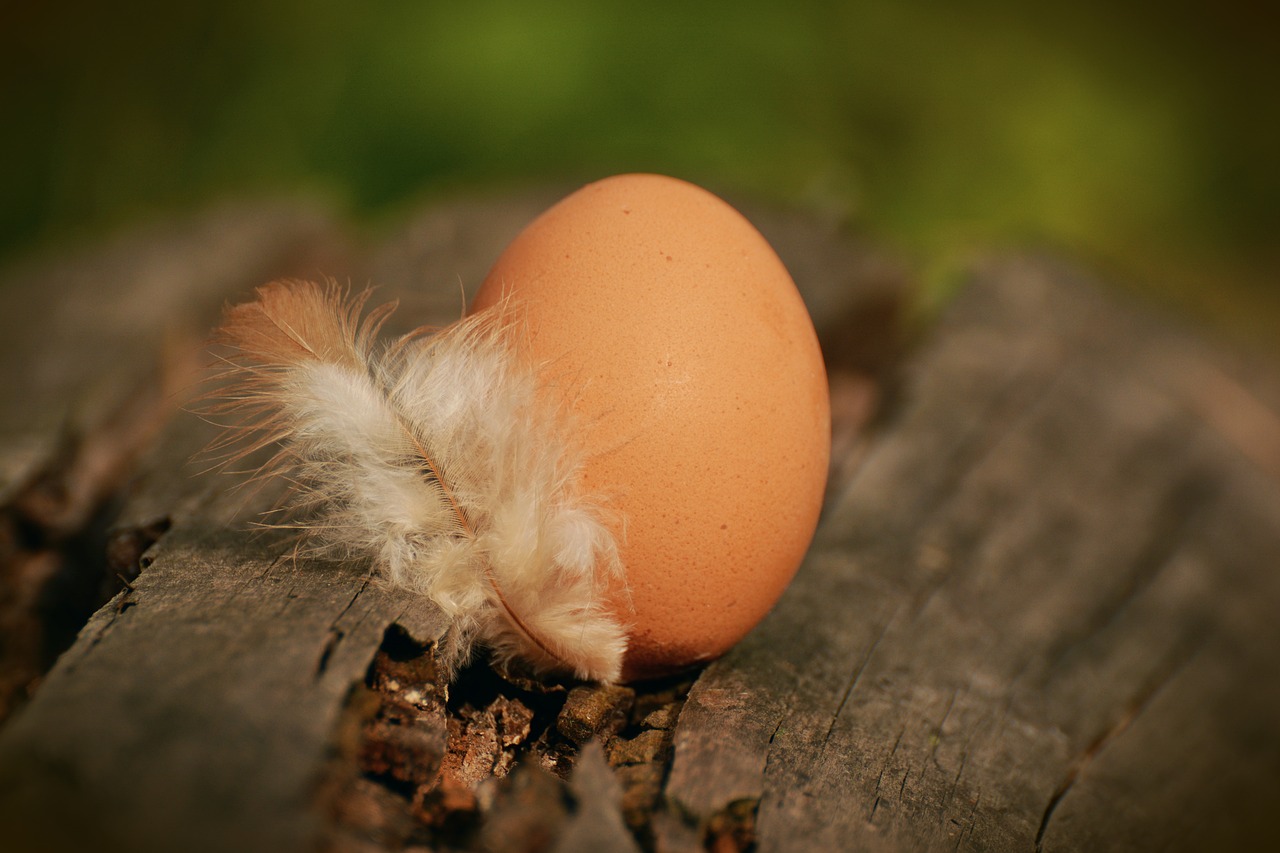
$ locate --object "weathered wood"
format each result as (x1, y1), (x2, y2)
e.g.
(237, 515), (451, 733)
(0, 201), (439, 853)
(0, 189), (887, 853)
(665, 256), (1280, 851)
(0, 190), (589, 853)
(0, 201), (343, 719)
(0, 521), (445, 853)
(1, 188), (1277, 853)
(0, 202), (339, 507)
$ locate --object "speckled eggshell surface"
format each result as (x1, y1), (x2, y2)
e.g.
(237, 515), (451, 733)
(470, 174), (829, 681)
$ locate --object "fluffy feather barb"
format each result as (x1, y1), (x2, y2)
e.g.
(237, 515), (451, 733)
(206, 280), (627, 682)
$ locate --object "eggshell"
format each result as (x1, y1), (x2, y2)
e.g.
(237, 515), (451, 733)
(471, 174), (829, 681)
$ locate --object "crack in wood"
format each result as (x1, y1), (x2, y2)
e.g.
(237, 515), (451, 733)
(314, 574), (376, 677)
(926, 687), (959, 775)
(226, 551), (288, 602)
(79, 589), (139, 657)
(315, 629), (345, 677)
(822, 611), (897, 748)
(766, 715), (785, 747)
(941, 676), (983, 808)
(868, 726), (906, 823)
(949, 746), (968, 796)
(952, 790), (980, 852)
(1032, 640), (1205, 851)
(331, 574), (375, 629)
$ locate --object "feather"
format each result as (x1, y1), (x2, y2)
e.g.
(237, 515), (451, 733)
(204, 280), (627, 682)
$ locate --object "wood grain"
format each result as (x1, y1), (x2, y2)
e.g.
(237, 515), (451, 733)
(666, 256), (1280, 851)
(1, 191), (1277, 852)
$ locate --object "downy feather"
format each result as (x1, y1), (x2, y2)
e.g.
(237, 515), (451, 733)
(205, 280), (627, 682)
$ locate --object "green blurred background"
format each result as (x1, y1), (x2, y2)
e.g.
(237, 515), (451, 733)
(2, 0), (1276, 344)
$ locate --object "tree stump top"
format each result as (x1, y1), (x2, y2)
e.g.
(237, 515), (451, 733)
(0, 190), (1277, 852)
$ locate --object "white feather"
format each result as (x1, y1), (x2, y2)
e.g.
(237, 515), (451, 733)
(205, 280), (627, 681)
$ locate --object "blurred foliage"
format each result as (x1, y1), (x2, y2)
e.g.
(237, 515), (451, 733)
(1, 0), (1276, 343)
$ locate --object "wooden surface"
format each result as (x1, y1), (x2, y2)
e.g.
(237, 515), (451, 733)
(0, 190), (1277, 852)
(667, 257), (1280, 851)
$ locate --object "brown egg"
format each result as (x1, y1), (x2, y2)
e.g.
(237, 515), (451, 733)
(471, 174), (829, 681)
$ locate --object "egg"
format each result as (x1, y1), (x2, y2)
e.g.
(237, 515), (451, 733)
(470, 174), (829, 680)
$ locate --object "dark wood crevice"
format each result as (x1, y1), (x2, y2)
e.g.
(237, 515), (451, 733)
(0, 428), (171, 724)
(322, 620), (699, 852)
